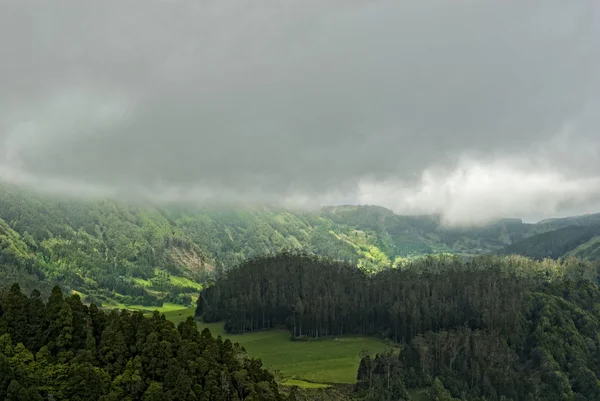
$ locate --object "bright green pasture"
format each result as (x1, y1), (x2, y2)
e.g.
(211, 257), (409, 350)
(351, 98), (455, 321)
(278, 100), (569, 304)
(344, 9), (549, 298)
(106, 302), (188, 314)
(199, 322), (391, 385)
(280, 379), (330, 389)
(132, 272), (204, 291)
(146, 307), (390, 388)
(107, 304), (394, 387)
(219, 326), (388, 384)
(168, 275), (204, 290)
(162, 307), (198, 324)
(161, 308), (392, 385)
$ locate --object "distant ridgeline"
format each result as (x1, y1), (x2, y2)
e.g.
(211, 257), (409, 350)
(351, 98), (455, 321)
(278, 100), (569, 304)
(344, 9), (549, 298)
(197, 253), (600, 400)
(0, 284), (284, 401)
(496, 223), (600, 260)
(2, 181), (600, 309)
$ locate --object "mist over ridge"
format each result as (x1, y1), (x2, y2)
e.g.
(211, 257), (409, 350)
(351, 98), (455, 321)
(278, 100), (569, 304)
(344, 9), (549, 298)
(1, 0), (600, 225)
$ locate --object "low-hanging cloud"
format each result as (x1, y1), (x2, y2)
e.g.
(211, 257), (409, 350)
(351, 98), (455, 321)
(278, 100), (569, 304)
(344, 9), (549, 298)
(359, 156), (600, 226)
(1, 0), (599, 224)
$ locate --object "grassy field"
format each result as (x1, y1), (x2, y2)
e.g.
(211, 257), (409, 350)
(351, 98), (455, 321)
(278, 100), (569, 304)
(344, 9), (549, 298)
(169, 275), (203, 290)
(105, 302), (189, 314)
(110, 305), (430, 395)
(162, 307), (197, 323)
(162, 308), (393, 386)
(280, 379), (330, 389)
(132, 271), (204, 291)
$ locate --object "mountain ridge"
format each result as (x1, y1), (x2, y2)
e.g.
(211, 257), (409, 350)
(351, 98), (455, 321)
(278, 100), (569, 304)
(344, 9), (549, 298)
(1, 183), (599, 306)
(496, 223), (600, 260)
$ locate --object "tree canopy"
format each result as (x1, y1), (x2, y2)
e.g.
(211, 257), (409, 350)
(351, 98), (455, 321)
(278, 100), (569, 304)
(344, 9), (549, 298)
(198, 253), (600, 400)
(0, 283), (284, 401)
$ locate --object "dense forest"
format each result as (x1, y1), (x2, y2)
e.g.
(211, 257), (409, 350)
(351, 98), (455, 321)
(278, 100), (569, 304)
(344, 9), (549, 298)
(2, 184), (600, 308)
(0, 283), (284, 401)
(5, 182), (600, 399)
(198, 253), (600, 400)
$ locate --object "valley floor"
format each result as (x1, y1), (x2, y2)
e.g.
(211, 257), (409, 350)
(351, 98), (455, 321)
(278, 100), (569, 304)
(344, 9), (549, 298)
(163, 308), (392, 387)
(105, 302), (188, 314)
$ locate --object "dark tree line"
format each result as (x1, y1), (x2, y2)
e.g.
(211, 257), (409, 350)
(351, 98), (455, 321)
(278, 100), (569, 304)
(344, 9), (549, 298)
(197, 253), (550, 342)
(197, 252), (600, 400)
(357, 278), (600, 400)
(0, 283), (285, 401)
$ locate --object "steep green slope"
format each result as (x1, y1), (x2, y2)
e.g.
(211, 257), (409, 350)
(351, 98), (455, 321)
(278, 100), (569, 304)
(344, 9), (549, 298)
(0, 185), (211, 306)
(320, 206), (543, 257)
(497, 224), (600, 260)
(535, 213), (600, 230)
(0, 217), (49, 294)
(2, 183), (600, 306)
(564, 235), (600, 260)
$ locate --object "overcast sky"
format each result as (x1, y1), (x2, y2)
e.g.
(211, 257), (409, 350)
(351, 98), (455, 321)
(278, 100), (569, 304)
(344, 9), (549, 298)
(1, 0), (599, 225)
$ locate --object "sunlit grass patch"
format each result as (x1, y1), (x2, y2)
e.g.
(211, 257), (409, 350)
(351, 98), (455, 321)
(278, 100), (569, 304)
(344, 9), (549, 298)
(281, 379), (330, 389)
(192, 319), (392, 385)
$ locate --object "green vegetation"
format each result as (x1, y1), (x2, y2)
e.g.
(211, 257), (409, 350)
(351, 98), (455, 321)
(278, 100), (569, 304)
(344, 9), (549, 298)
(497, 224), (600, 260)
(202, 326), (390, 386)
(160, 307), (391, 386)
(131, 271), (203, 291)
(168, 275), (204, 290)
(199, 252), (600, 400)
(280, 379), (330, 389)
(8, 184), (600, 399)
(566, 235), (600, 259)
(0, 283), (284, 400)
(6, 183), (600, 309)
(161, 307), (198, 325)
(0, 184), (212, 308)
(106, 302), (188, 314)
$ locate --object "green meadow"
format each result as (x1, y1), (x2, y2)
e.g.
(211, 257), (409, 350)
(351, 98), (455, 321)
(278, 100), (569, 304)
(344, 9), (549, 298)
(133, 269), (204, 291)
(106, 302), (187, 314)
(162, 308), (393, 387)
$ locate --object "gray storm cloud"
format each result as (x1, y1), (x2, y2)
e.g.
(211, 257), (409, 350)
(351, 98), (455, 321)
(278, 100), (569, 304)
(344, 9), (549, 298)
(1, 0), (599, 224)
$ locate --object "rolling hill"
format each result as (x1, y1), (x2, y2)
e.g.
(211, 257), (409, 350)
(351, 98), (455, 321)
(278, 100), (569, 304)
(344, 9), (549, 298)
(1, 182), (599, 306)
(497, 223), (600, 260)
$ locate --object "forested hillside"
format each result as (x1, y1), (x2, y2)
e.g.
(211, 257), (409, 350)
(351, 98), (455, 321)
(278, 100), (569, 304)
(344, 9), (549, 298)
(497, 224), (600, 260)
(198, 253), (600, 400)
(0, 284), (284, 401)
(1, 183), (599, 307)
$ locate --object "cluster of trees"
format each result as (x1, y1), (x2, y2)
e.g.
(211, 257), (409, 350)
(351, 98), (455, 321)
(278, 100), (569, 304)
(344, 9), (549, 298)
(197, 253), (546, 341)
(358, 276), (600, 400)
(198, 253), (600, 400)
(0, 283), (285, 401)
